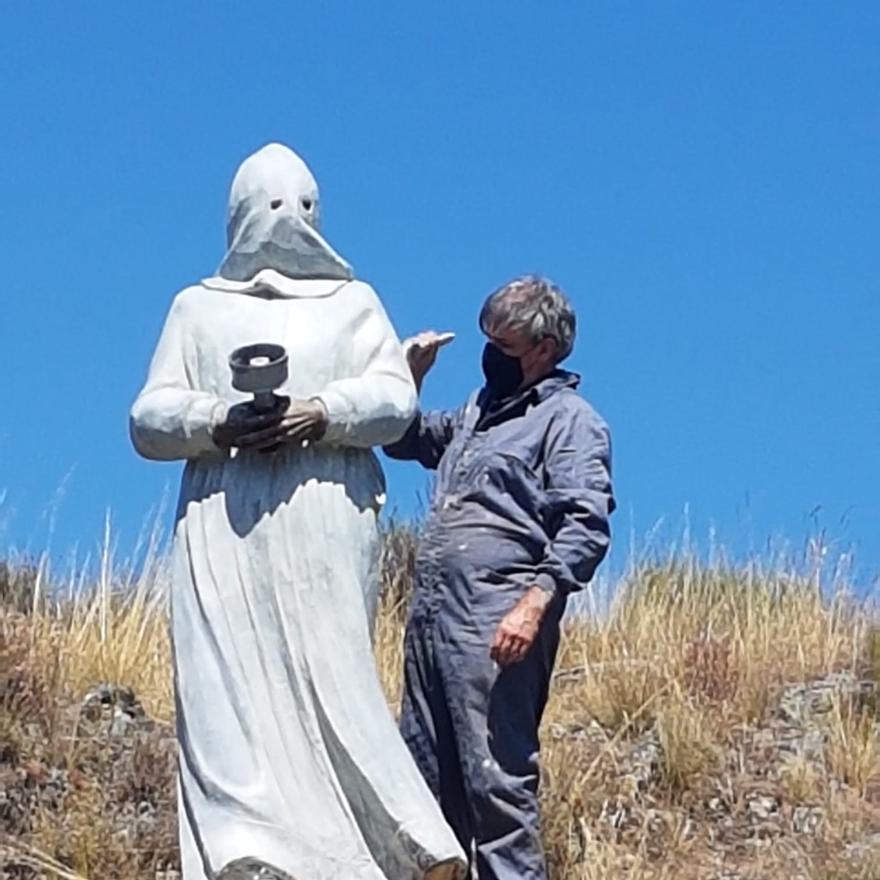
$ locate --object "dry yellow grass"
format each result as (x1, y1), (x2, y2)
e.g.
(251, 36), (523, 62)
(826, 696), (880, 799)
(1, 527), (878, 878)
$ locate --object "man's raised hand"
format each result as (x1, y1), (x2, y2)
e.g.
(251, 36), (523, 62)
(402, 331), (455, 391)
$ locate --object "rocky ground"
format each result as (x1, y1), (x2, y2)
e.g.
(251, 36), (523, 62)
(0, 660), (178, 877)
(3, 637), (879, 877)
(1, 548), (878, 879)
(540, 667), (880, 878)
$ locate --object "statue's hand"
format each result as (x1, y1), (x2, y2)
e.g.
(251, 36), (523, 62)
(212, 401), (286, 450)
(235, 399), (328, 453)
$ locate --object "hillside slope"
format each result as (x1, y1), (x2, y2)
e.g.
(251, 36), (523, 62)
(0, 531), (878, 879)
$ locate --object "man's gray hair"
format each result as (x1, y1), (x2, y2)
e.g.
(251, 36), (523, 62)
(479, 275), (576, 363)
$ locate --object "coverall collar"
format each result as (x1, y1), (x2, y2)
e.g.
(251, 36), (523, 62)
(477, 369), (581, 430)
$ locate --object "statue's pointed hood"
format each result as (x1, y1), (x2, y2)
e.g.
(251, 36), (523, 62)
(203, 143), (353, 298)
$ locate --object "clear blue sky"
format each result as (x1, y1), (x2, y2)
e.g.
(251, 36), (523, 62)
(1, 3), (877, 586)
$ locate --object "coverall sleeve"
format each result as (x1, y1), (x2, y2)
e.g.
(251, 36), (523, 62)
(533, 406), (615, 595)
(382, 409), (459, 470)
(129, 293), (229, 462)
(315, 284), (418, 449)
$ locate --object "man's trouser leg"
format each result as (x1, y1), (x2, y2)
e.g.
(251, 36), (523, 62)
(400, 620), (476, 864)
(437, 600), (563, 880)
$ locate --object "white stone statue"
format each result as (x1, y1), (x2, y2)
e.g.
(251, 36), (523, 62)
(130, 143), (466, 880)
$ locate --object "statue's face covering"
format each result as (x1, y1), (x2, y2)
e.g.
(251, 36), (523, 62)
(226, 144), (321, 246)
(215, 143), (352, 284)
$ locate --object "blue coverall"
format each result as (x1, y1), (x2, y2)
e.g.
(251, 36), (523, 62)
(384, 370), (615, 880)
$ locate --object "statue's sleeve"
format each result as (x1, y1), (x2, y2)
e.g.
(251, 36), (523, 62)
(315, 283), (418, 449)
(129, 292), (229, 461)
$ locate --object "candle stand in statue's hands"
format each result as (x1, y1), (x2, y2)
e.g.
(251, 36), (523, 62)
(229, 343), (289, 413)
(212, 344), (290, 452)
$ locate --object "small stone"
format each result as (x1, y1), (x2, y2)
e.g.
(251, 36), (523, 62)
(110, 708), (135, 736)
(707, 796), (728, 817)
(792, 805), (824, 835)
(777, 671), (873, 725)
(845, 832), (880, 860)
(626, 728), (661, 790)
(746, 795), (780, 821)
(22, 759), (47, 783)
(80, 682), (149, 738)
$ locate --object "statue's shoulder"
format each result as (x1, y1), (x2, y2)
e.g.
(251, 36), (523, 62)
(337, 278), (379, 303)
(165, 284), (221, 319)
(176, 283), (216, 303)
(337, 278), (397, 317)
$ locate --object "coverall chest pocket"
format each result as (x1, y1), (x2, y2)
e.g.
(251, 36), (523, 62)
(463, 451), (546, 517)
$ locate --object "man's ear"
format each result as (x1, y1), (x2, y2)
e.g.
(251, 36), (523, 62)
(537, 337), (558, 366)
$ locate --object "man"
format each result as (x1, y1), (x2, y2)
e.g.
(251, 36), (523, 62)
(384, 276), (615, 880)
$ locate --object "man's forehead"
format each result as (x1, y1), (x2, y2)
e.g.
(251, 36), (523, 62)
(485, 322), (529, 346)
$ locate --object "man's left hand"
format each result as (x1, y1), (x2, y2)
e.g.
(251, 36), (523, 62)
(490, 585), (553, 667)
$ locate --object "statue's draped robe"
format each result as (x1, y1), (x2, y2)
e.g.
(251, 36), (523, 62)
(130, 144), (465, 880)
(131, 279), (464, 879)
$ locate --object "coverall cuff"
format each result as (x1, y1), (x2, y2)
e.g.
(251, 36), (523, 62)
(534, 573), (558, 595)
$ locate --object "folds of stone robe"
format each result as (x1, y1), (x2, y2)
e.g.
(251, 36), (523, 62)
(131, 277), (466, 880)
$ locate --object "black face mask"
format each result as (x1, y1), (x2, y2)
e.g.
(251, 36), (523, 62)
(481, 342), (524, 397)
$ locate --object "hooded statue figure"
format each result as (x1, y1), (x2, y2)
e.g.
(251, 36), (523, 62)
(131, 144), (466, 880)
